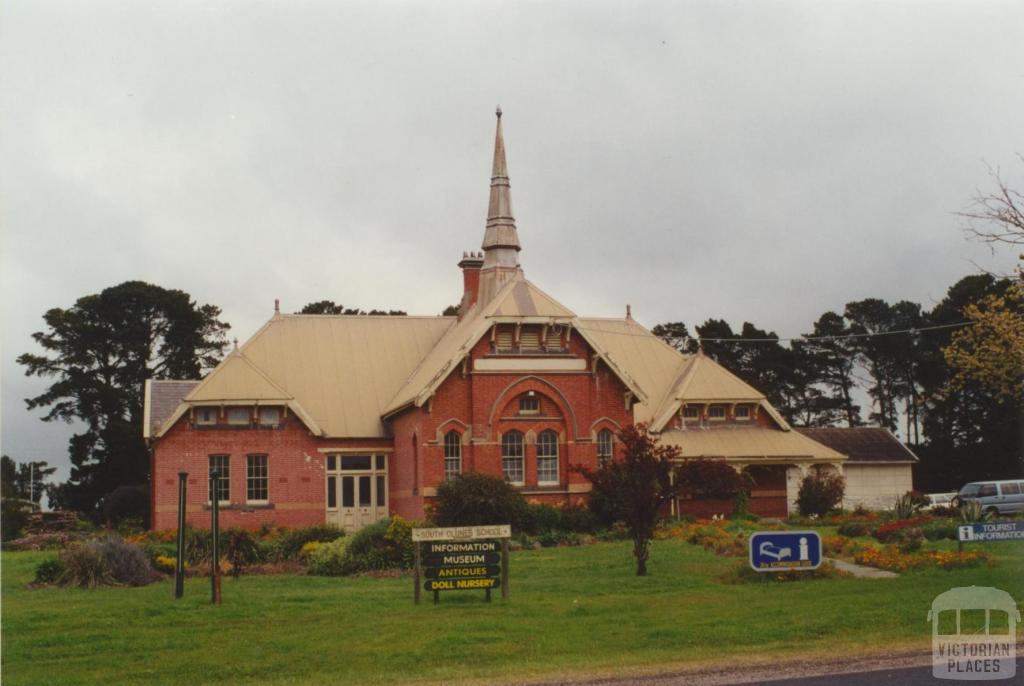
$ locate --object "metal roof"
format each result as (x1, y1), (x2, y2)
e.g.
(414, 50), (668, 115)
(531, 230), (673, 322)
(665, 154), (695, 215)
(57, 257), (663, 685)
(795, 427), (920, 463)
(659, 426), (845, 462)
(143, 380), (199, 438)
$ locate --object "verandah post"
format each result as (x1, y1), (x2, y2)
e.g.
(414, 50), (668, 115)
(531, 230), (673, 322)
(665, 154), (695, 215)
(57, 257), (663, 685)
(210, 468), (222, 605)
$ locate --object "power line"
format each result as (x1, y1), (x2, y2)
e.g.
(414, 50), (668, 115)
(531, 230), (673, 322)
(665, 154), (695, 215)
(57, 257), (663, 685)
(692, 320), (974, 344)
(583, 320), (975, 345)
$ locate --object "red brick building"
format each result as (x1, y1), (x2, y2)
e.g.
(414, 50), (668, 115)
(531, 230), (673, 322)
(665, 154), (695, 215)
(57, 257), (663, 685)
(144, 111), (846, 531)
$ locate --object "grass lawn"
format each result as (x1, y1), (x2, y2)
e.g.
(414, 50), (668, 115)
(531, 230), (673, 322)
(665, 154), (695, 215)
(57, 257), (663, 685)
(2, 537), (1023, 686)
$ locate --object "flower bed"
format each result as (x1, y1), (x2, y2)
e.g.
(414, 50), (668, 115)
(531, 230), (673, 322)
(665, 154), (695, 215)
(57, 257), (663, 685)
(873, 516), (933, 543)
(854, 544), (990, 572)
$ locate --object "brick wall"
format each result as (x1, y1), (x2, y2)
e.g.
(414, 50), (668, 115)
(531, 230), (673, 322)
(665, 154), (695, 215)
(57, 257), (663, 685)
(151, 413), (393, 531)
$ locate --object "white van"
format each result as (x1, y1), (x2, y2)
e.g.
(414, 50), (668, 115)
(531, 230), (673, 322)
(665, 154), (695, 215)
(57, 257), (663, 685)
(958, 480), (1024, 516)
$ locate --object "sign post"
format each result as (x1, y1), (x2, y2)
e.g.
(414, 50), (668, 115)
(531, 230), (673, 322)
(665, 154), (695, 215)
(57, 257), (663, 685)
(411, 525), (511, 605)
(749, 531), (822, 572)
(174, 471), (188, 600)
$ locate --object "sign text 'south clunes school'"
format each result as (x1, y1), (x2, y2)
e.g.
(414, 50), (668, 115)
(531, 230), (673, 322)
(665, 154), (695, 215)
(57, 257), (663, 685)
(412, 525), (511, 604)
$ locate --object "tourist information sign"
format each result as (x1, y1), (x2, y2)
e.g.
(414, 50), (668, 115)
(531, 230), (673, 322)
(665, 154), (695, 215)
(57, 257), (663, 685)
(749, 531), (822, 572)
(412, 525), (511, 604)
(958, 521), (1024, 543)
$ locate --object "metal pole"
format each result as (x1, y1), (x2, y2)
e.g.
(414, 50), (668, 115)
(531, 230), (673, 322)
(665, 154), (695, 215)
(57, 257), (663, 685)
(30, 462), (34, 509)
(414, 542), (421, 605)
(175, 471), (188, 599)
(210, 469), (221, 605)
(501, 537), (509, 600)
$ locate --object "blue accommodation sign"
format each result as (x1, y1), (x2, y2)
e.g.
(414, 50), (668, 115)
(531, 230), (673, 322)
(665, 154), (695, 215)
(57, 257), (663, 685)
(749, 531), (822, 571)
(958, 521), (1024, 542)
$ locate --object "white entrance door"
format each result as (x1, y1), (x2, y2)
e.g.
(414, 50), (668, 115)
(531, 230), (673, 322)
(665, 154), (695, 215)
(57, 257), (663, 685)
(325, 454), (388, 532)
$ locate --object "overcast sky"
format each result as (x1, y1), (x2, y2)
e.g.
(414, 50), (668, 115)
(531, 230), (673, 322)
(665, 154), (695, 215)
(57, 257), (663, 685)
(2, 0), (1021, 482)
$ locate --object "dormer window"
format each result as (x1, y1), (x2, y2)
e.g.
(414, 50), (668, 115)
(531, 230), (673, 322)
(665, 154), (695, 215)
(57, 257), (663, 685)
(258, 406), (281, 427)
(227, 407), (251, 426)
(195, 407), (217, 426)
(683, 406), (700, 421)
(735, 405), (751, 420)
(520, 330), (541, 350)
(494, 327), (514, 352)
(545, 327), (563, 351)
(708, 406), (726, 420)
(519, 395), (540, 415)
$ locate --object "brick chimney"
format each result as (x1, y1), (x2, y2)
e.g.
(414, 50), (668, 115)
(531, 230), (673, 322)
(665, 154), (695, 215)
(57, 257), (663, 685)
(457, 251), (484, 316)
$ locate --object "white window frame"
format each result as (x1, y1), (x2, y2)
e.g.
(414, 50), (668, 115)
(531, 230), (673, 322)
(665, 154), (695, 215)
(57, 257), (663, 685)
(208, 454), (230, 504)
(443, 430), (462, 480)
(501, 431), (525, 485)
(536, 430), (559, 485)
(246, 454), (269, 504)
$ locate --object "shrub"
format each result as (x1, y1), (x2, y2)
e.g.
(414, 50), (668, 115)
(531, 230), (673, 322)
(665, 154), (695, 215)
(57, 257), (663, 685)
(526, 503), (563, 533)
(796, 471), (845, 517)
(892, 492), (922, 520)
(337, 516), (414, 574)
(675, 459), (747, 500)
(958, 500), (991, 523)
(56, 538), (156, 588)
(431, 473), (529, 531)
(101, 485), (150, 528)
(898, 527), (926, 553)
(837, 520), (872, 537)
(270, 525), (345, 561)
(221, 528), (263, 575)
(34, 557), (64, 584)
(93, 538), (157, 585)
(874, 516), (931, 543)
(153, 555), (176, 574)
(305, 537), (351, 576)
(184, 528), (213, 566)
(58, 543), (113, 588)
(557, 505), (600, 533)
(922, 520), (957, 541)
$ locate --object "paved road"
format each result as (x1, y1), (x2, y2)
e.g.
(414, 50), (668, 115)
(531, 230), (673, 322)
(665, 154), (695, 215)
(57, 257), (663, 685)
(536, 653), (1022, 686)
(743, 657), (1021, 685)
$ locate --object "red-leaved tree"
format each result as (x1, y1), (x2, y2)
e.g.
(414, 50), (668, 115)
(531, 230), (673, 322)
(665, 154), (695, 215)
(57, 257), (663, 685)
(576, 424), (682, 576)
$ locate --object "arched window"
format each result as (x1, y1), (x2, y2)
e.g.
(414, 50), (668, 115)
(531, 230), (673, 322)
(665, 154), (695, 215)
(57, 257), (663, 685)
(501, 431), (524, 484)
(443, 430), (462, 480)
(537, 430), (559, 485)
(597, 429), (614, 467)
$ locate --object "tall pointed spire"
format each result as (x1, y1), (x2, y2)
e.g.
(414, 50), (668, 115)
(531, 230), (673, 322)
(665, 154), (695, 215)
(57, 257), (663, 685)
(482, 106), (521, 264)
(477, 107), (523, 305)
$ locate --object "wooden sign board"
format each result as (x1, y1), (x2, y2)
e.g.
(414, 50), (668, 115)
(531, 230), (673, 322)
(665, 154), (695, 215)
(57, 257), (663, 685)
(412, 525), (511, 542)
(413, 524), (511, 605)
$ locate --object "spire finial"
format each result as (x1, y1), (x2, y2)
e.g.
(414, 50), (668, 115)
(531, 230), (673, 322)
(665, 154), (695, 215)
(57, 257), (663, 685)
(495, 105), (502, 118)
(274, 298), (280, 315)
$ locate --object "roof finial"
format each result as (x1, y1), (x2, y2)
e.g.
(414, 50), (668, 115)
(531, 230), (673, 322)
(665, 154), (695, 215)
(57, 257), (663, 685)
(495, 105), (502, 119)
(626, 304), (632, 320)
(233, 337), (239, 351)
(274, 298), (280, 315)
